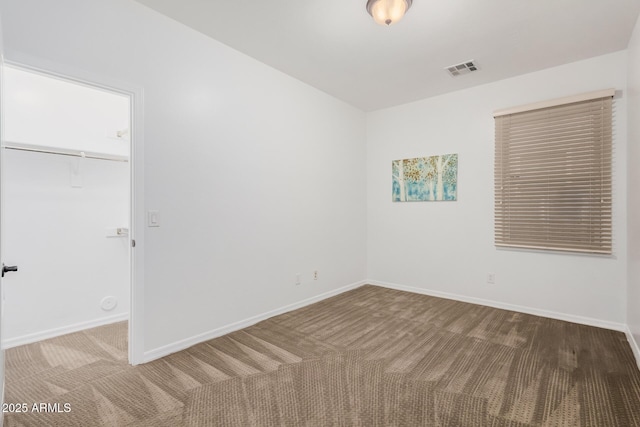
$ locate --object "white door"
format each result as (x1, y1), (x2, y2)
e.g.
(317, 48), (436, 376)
(0, 11), (6, 425)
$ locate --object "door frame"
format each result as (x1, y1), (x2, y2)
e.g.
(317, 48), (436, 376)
(0, 15), (5, 422)
(2, 56), (145, 365)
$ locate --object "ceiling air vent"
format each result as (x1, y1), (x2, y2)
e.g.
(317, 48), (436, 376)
(445, 60), (479, 77)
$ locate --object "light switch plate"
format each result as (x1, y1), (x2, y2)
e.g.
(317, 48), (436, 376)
(147, 210), (160, 227)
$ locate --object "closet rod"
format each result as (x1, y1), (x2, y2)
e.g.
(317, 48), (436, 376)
(2, 142), (129, 162)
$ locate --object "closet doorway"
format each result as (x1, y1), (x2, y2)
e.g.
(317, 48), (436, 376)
(1, 65), (132, 358)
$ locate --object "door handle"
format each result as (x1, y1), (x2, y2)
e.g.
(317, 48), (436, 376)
(2, 263), (18, 278)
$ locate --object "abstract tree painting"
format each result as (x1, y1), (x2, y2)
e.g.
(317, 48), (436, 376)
(392, 154), (458, 202)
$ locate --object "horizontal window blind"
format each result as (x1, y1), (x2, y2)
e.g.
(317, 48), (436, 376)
(494, 93), (613, 254)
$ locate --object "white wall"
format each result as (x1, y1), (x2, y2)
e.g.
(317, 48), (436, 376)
(2, 67), (130, 346)
(4, 66), (130, 157)
(367, 51), (628, 326)
(0, 0), (367, 356)
(627, 15), (640, 354)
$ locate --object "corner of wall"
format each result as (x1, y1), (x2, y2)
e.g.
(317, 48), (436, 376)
(627, 11), (640, 355)
(626, 327), (640, 370)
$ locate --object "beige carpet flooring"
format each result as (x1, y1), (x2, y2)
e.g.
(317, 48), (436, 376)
(4, 285), (640, 426)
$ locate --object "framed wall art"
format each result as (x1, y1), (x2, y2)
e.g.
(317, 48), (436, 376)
(392, 153), (458, 202)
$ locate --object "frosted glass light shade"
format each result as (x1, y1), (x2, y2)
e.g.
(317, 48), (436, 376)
(366, 0), (413, 26)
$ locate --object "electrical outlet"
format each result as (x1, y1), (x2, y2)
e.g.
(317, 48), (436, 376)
(487, 273), (495, 284)
(295, 274), (301, 286)
(313, 270), (319, 280)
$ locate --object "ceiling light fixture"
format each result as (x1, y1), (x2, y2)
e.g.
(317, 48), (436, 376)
(366, 0), (413, 26)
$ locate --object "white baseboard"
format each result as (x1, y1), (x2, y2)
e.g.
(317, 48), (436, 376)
(369, 280), (627, 332)
(1, 312), (129, 349)
(625, 326), (640, 371)
(143, 280), (367, 363)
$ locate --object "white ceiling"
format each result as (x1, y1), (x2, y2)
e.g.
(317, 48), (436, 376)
(135, 0), (640, 111)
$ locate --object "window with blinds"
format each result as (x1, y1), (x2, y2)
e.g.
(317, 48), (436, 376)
(494, 90), (614, 254)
